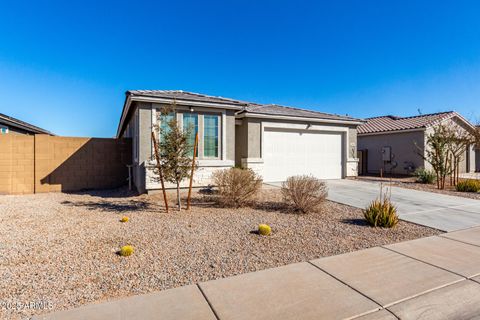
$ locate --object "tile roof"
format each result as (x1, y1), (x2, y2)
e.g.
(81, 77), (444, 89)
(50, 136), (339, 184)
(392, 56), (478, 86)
(0, 113), (52, 135)
(357, 111), (456, 134)
(127, 90), (249, 106)
(126, 90), (360, 122)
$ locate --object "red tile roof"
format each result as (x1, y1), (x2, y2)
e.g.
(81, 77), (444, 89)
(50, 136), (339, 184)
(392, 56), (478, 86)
(357, 111), (458, 134)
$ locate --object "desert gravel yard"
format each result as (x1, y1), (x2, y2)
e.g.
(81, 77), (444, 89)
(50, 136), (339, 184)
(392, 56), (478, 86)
(0, 188), (440, 319)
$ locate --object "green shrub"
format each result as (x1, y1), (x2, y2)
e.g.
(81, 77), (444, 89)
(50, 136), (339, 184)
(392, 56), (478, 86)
(258, 224), (271, 236)
(414, 168), (436, 184)
(119, 245), (134, 257)
(212, 168), (263, 207)
(456, 179), (480, 193)
(281, 175), (328, 213)
(363, 199), (399, 228)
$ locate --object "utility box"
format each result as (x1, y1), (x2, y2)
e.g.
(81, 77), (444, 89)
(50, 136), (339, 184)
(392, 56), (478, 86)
(382, 146), (391, 162)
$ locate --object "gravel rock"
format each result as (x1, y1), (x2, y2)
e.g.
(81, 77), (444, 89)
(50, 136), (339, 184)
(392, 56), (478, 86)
(0, 188), (440, 319)
(354, 176), (480, 200)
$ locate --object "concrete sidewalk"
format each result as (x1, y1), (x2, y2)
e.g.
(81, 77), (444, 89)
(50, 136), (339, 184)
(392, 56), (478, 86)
(325, 179), (480, 232)
(35, 227), (480, 320)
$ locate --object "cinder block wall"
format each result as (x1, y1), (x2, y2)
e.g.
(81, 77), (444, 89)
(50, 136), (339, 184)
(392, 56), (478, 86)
(0, 135), (35, 194)
(0, 135), (131, 194)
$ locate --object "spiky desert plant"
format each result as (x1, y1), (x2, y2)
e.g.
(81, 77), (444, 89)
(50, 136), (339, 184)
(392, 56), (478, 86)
(456, 179), (480, 193)
(363, 198), (398, 228)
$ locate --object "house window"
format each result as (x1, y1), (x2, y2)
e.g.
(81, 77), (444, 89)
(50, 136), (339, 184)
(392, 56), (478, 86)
(0, 126), (8, 134)
(183, 113), (198, 156)
(204, 115), (219, 158)
(159, 112), (175, 142)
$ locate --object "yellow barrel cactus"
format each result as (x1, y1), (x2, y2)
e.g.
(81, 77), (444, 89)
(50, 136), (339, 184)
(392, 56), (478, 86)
(120, 216), (129, 223)
(119, 245), (134, 256)
(258, 224), (271, 236)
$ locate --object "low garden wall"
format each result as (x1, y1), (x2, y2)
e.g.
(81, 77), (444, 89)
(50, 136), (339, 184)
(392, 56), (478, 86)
(0, 134), (131, 194)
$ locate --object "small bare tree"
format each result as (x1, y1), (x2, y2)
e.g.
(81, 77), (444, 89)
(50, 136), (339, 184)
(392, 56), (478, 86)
(152, 104), (197, 211)
(417, 122), (475, 189)
(416, 124), (452, 189)
(445, 123), (475, 186)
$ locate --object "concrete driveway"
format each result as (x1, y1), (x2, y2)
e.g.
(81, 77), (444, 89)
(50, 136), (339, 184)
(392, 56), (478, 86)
(326, 179), (480, 232)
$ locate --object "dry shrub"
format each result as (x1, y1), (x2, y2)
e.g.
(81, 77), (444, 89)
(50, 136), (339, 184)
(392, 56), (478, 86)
(281, 175), (328, 213)
(456, 179), (480, 193)
(212, 168), (263, 207)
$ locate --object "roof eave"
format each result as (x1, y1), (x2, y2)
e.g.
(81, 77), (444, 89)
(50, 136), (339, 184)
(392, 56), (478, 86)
(116, 93), (246, 138)
(236, 112), (364, 125)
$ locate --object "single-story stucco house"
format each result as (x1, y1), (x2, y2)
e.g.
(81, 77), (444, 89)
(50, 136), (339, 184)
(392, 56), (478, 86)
(0, 113), (52, 135)
(116, 90), (363, 193)
(357, 111), (477, 175)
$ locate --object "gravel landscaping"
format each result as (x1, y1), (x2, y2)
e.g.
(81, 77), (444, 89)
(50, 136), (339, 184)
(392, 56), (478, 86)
(0, 187), (440, 319)
(355, 175), (480, 200)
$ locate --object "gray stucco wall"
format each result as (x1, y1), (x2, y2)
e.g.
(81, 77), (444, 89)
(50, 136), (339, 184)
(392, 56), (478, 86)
(124, 102), (236, 193)
(236, 118), (358, 161)
(247, 118), (262, 158)
(225, 110), (236, 161)
(358, 130), (425, 175)
(235, 119), (248, 166)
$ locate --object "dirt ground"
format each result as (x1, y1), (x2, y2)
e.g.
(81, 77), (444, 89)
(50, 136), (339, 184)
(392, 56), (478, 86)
(0, 187), (440, 319)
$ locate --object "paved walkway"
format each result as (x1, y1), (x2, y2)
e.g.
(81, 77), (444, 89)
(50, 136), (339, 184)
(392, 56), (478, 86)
(35, 227), (480, 320)
(325, 179), (480, 232)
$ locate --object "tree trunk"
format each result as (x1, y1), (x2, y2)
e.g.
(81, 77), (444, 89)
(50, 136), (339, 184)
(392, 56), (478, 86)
(176, 182), (181, 211)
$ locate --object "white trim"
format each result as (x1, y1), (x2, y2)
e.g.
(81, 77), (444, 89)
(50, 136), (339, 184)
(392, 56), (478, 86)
(202, 113), (221, 159)
(236, 112), (363, 125)
(221, 111), (227, 160)
(241, 158), (264, 164)
(197, 159), (235, 167)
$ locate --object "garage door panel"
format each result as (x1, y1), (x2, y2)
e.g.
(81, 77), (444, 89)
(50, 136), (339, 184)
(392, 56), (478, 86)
(263, 129), (343, 182)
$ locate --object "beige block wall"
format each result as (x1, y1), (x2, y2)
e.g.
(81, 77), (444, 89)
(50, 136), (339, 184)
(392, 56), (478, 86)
(0, 135), (131, 194)
(0, 135), (35, 194)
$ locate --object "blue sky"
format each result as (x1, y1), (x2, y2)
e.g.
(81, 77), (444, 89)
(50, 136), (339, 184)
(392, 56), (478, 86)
(1, 1), (479, 137)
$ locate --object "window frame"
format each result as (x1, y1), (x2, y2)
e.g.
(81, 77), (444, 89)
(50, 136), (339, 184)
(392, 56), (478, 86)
(202, 113), (221, 159)
(0, 125), (8, 134)
(182, 112), (199, 157)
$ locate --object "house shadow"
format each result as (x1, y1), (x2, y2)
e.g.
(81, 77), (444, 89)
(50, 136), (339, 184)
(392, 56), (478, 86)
(341, 218), (369, 227)
(38, 137), (132, 194)
(61, 199), (152, 213)
(249, 201), (294, 214)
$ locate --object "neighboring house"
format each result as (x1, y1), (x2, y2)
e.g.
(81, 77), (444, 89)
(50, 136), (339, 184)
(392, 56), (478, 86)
(116, 90), (363, 193)
(0, 113), (52, 135)
(477, 126), (480, 172)
(357, 111), (477, 175)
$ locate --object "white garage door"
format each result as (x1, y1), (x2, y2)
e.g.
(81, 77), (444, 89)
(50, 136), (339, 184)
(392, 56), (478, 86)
(263, 129), (343, 182)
